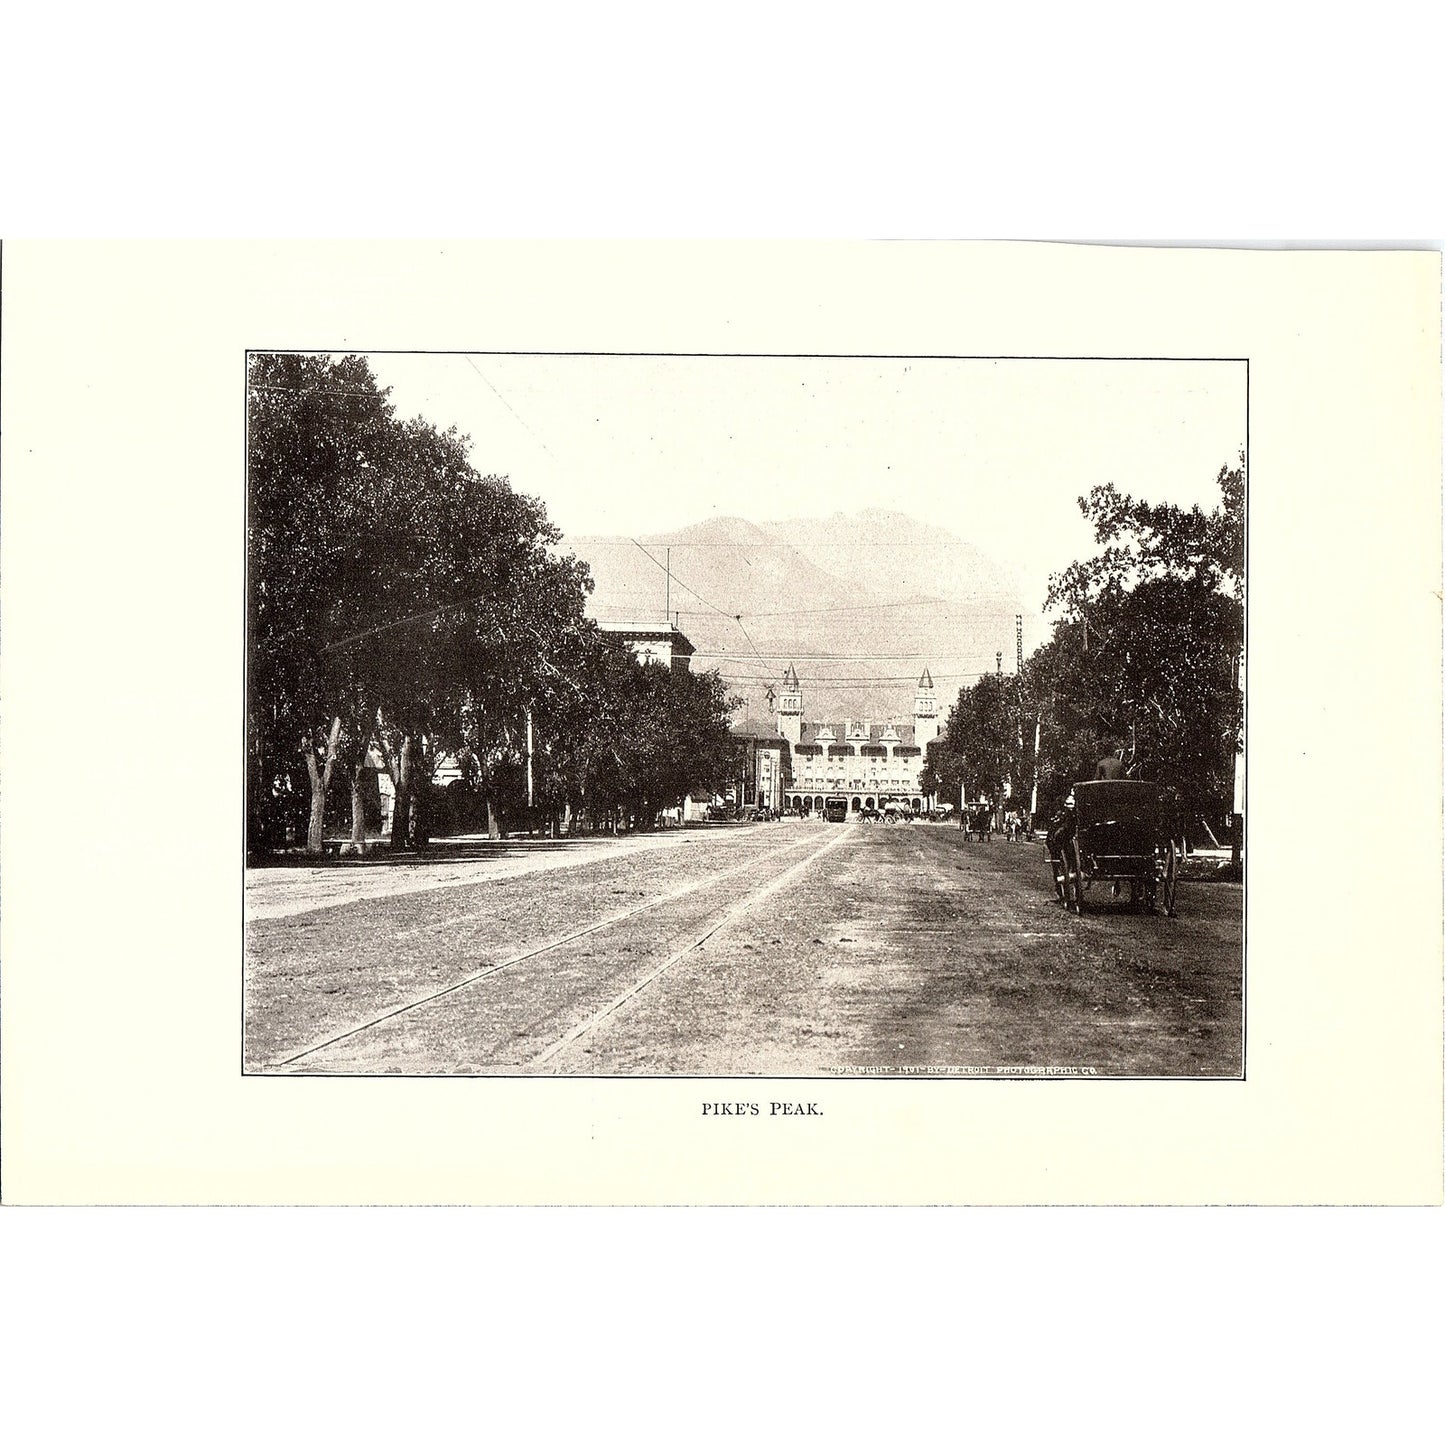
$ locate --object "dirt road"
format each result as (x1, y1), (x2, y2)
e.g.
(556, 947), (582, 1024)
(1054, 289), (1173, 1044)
(244, 819), (1243, 1077)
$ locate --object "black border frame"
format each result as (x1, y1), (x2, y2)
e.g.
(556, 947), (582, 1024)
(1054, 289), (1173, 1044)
(243, 350), (1249, 1083)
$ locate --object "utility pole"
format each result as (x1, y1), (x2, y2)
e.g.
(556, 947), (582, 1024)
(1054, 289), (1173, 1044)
(1029, 715), (1041, 822)
(1016, 615), (1023, 676)
(993, 652), (1004, 828)
(665, 546), (671, 624)
(525, 707), (534, 809)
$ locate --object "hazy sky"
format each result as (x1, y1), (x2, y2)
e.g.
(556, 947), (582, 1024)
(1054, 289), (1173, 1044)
(365, 353), (1245, 618)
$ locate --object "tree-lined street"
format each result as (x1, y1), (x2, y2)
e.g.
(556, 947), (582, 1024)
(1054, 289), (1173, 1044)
(248, 353), (738, 857)
(245, 352), (1246, 1078)
(245, 819), (1242, 1077)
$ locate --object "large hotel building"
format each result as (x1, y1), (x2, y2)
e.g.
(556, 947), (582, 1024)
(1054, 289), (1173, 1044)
(731, 664), (942, 815)
(595, 622), (944, 817)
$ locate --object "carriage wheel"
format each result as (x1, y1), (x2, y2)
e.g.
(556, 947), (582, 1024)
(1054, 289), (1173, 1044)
(1161, 839), (1179, 917)
(1068, 838), (1088, 915)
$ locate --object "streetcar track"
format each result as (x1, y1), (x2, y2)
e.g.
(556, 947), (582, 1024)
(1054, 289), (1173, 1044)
(248, 826), (765, 925)
(271, 829), (830, 1070)
(528, 826), (855, 1069)
(391, 831), (797, 941)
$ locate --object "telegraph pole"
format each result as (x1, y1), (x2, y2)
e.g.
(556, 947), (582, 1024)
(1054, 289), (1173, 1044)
(994, 652), (1004, 829)
(525, 706), (535, 836)
(1029, 716), (1041, 822)
(1014, 616), (1026, 819)
(665, 546), (671, 623)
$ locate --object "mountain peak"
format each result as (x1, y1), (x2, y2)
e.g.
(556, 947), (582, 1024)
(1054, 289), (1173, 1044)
(645, 515), (772, 546)
(566, 506), (1025, 720)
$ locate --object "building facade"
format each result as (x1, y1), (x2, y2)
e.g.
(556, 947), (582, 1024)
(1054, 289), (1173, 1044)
(597, 620), (695, 671)
(727, 720), (787, 813)
(742, 664), (941, 815)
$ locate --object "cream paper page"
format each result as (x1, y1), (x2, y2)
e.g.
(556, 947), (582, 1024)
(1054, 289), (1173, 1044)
(0, 242), (1439, 1203)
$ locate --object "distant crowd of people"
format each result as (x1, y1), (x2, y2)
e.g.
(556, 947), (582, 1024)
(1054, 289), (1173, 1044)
(955, 801), (1032, 842)
(952, 740), (1138, 848)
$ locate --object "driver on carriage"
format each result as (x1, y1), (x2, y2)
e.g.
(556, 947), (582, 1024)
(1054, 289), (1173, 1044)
(1093, 737), (1130, 780)
(1046, 741), (1127, 862)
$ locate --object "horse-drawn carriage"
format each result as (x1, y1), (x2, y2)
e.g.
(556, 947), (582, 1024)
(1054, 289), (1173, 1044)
(1047, 780), (1180, 916)
(965, 803), (993, 843)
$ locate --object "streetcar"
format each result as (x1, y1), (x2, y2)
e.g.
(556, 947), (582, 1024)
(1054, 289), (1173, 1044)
(823, 796), (850, 824)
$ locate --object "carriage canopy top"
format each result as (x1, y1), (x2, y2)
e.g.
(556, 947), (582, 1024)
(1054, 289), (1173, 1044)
(1072, 780), (1169, 856)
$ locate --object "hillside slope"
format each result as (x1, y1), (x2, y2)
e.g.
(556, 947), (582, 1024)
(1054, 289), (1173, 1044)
(566, 510), (1026, 724)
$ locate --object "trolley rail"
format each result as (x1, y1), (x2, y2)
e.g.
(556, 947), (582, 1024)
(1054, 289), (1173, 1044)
(268, 826), (852, 1072)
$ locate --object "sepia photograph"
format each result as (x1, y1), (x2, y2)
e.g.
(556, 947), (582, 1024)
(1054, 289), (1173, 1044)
(245, 351), (1246, 1078)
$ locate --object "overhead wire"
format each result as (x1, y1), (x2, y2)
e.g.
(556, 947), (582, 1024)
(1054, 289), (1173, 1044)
(462, 355), (561, 464)
(732, 615), (770, 671)
(627, 539), (736, 619)
(247, 383), (383, 398)
(696, 651), (967, 661)
(588, 595), (1024, 617)
(267, 360), (1028, 705)
(712, 671), (999, 685)
(578, 539), (1025, 550)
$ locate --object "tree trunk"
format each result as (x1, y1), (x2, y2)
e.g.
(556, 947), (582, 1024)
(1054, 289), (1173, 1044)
(341, 763), (369, 856)
(390, 735), (414, 851)
(486, 794), (501, 840)
(303, 717), (342, 857)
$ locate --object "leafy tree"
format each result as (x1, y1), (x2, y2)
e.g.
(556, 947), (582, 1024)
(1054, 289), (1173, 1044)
(436, 492), (596, 842)
(536, 632), (642, 832)
(247, 352), (597, 855)
(917, 754), (942, 801)
(620, 664), (738, 828)
(1049, 457), (1244, 605)
(931, 672), (1031, 810)
(247, 353), (399, 854)
(1033, 456), (1245, 819)
(249, 351), (746, 858)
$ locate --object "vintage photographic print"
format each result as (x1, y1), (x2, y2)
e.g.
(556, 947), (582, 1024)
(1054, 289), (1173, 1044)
(245, 352), (1246, 1078)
